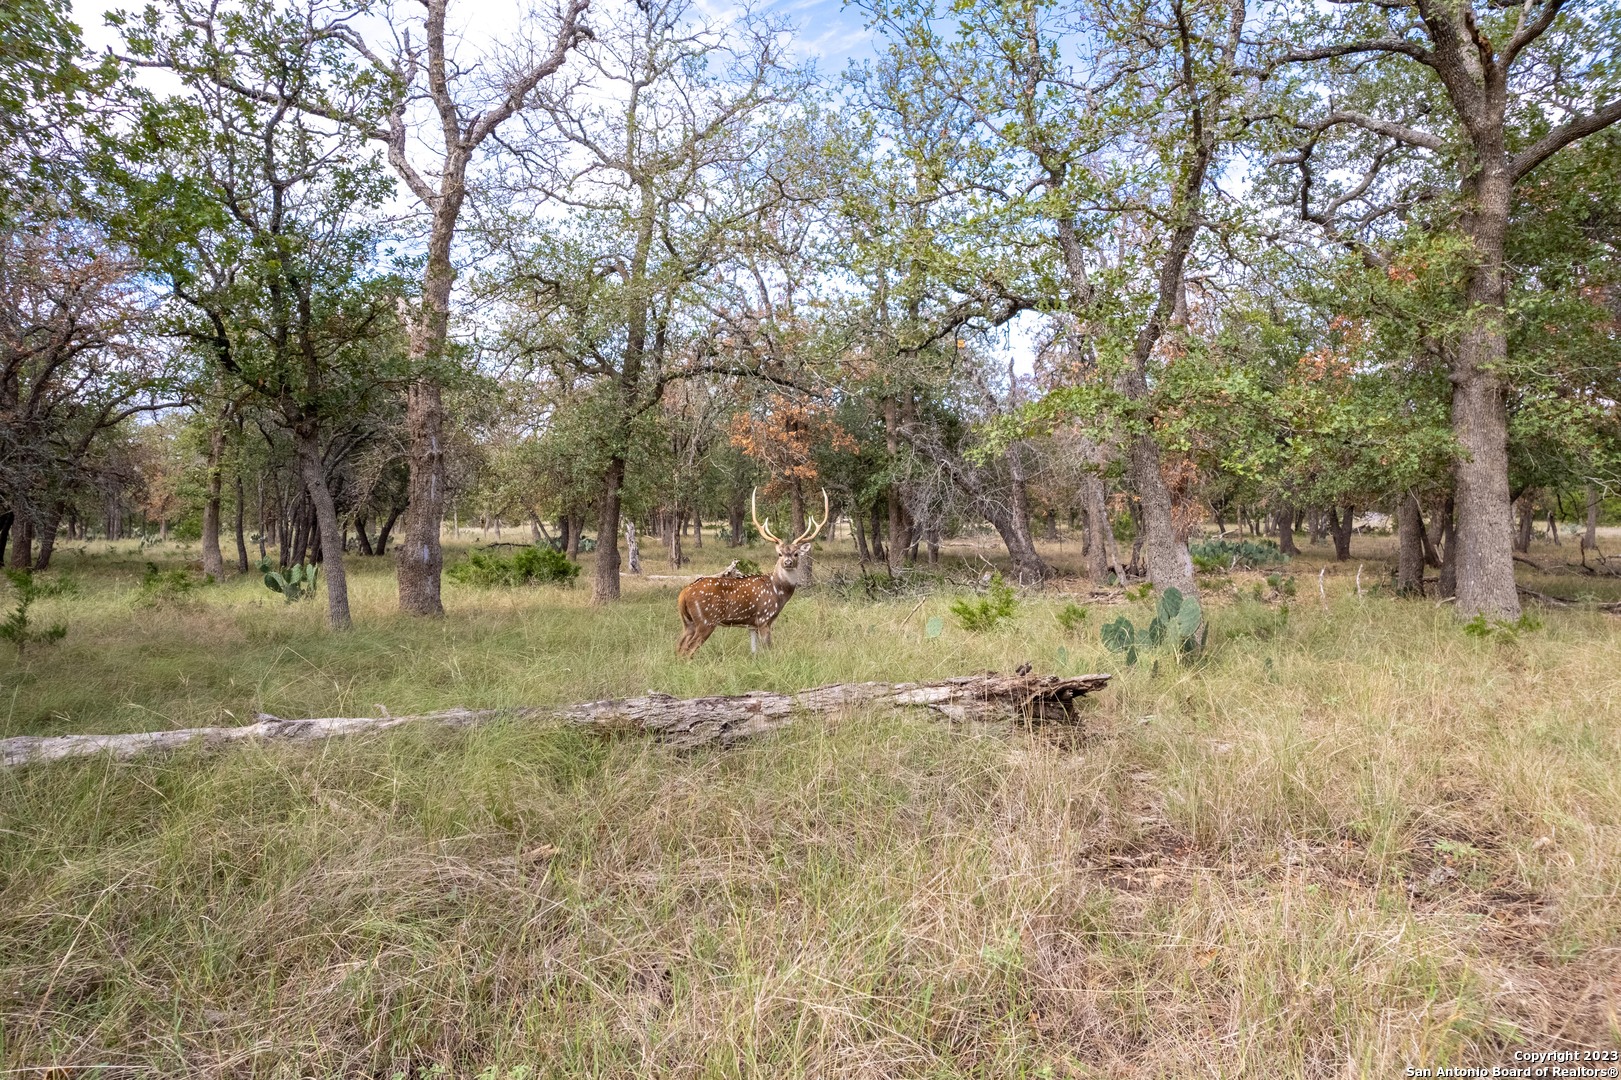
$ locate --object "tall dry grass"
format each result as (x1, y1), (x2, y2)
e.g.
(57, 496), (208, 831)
(1, 532), (1617, 1075)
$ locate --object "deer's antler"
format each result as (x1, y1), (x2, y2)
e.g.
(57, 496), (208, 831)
(751, 487), (782, 544)
(792, 488), (830, 546)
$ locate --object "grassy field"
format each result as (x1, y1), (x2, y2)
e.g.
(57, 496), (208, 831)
(1, 530), (1618, 1076)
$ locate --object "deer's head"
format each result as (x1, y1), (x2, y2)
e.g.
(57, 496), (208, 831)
(752, 487), (829, 581)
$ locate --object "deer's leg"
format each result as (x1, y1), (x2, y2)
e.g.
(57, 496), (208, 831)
(685, 623), (716, 656)
(748, 629), (759, 654)
(759, 623), (773, 650)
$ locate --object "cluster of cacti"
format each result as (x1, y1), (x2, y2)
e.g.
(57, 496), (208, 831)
(264, 562), (320, 602)
(1101, 586), (1205, 665)
(1189, 538), (1288, 572)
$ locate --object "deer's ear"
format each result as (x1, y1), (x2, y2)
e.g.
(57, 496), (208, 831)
(799, 543), (812, 554)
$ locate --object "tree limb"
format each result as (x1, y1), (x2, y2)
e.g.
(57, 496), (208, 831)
(1510, 97), (1621, 182)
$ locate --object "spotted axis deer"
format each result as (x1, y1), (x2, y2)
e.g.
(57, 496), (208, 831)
(676, 488), (828, 657)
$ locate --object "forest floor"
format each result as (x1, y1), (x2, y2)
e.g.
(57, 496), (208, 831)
(1, 529), (1618, 1076)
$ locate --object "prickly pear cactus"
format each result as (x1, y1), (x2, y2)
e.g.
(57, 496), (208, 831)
(263, 562), (320, 602)
(1100, 587), (1205, 666)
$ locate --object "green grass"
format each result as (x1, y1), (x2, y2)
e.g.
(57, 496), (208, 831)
(1, 532), (1618, 1075)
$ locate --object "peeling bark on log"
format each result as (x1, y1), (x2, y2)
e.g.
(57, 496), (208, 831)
(1, 673), (1111, 767)
(559, 673), (1111, 749)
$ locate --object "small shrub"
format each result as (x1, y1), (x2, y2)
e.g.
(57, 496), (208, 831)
(950, 573), (1019, 631)
(140, 562), (210, 604)
(1, 569), (68, 657)
(264, 562), (321, 602)
(1190, 538), (1288, 572)
(447, 546), (581, 588)
(1055, 601), (1090, 633)
(731, 557), (764, 575)
(1462, 612), (1542, 644)
(1100, 586), (1204, 666)
(1265, 572), (1298, 597)
(1226, 599), (1291, 642)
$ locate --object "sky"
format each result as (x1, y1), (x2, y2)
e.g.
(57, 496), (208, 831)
(71, 0), (883, 78)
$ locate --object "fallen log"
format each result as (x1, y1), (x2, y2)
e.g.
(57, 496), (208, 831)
(1516, 586), (1621, 614)
(0, 672), (1111, 767)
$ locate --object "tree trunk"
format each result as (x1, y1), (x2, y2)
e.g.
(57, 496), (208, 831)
(1439, 496), (1458, 600)
(786, 482), (814, 584)
(355, 512), (375, 557)
(1277, 507), (1300, 556)
(1328, 505), (1354, 561)
(1308, 508), (1324, 545)
(667, 508), (683, 570)
(295, 434), (351, 630)
(591, 457), (626, 602)
(693, 506), (702, 549)
(1514, 496), (1535, 554)
(1419, 499), (1442, 568)
(234, 469), (249, 573)
(375, 505), (401, 557)
(1081, 473), (1111, 582)
(870, 503), (886, 564)
(31, 503), (62, 571)
(852, 502), (870, 563)
(789, 482), (807, 539)
(728, 495), (743, 547)
(397, 379), (446, 616)
(985, 504), (1051, 584)
(1128, 435), (1196, 595)
(1397, 495), (1425, 596)
(1450, 173), (1521, 618)
(1584, 484), (1600, 553)
(12, 512), (36, 569)
(624, 518), (641, 577)
(565, 515), (581, 561)
(885, 398), (905, 577)
(0, 510), (11, 566)
(291, 500), (311, 566)
(201, 424), (226, 580)
(1547, 509), (1560, 546)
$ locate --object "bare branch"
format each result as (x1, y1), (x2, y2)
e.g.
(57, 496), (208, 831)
(1308, 110), (1447, 151)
